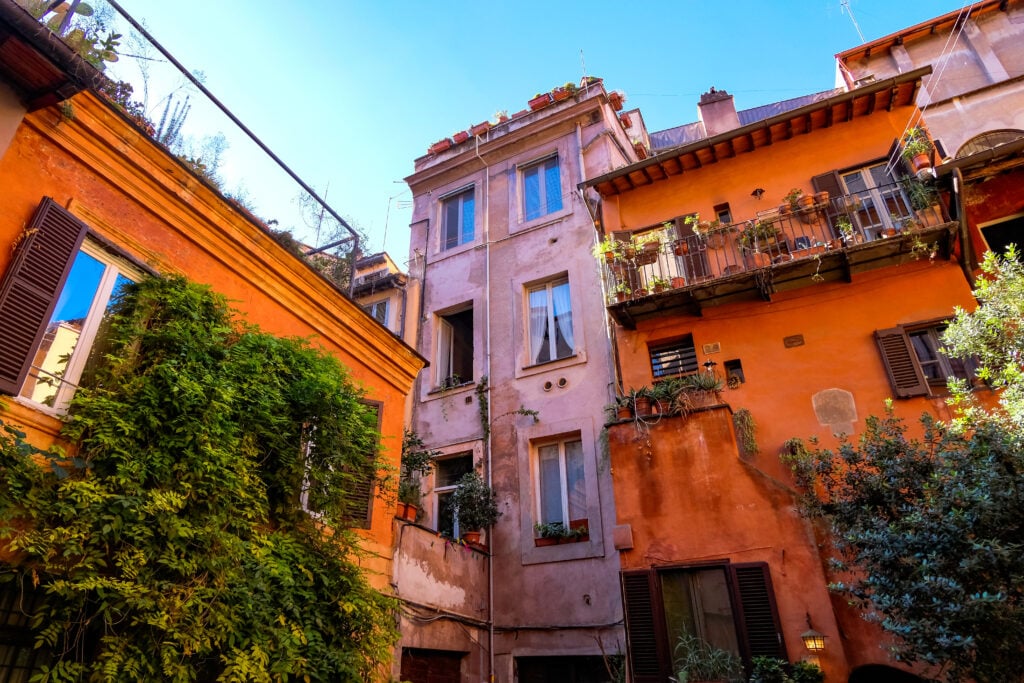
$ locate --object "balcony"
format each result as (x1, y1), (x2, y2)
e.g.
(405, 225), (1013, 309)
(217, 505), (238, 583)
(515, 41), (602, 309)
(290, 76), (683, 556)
(600, 183), (958, 328)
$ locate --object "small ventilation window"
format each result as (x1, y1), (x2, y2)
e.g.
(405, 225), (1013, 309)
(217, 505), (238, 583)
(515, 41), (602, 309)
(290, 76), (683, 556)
(649, 336), (698, 379)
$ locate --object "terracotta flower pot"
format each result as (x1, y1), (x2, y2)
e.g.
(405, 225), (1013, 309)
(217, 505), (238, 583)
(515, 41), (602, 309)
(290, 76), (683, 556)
(469, 121), (491, 137)
(462, 530), (483, 545)
(428, 138), (452, 154)
(453, 130), (469, 144)
(797, 194), (815, 209)
(671, 276), (686, 289)
(910, 152), (931, 173)
(528, 93), (551, 111)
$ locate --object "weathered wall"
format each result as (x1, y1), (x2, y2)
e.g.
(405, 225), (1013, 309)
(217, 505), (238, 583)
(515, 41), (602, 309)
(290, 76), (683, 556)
(609, 407), (851, 678)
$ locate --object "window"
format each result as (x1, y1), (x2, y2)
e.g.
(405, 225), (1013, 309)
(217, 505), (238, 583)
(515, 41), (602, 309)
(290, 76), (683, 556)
(363, 300), (389, 325)
(0, 198), (140, 411)
(522, 155), (563, 221)
(434, 453), (473, 537)
(436, 307), (473, 388)
(621, 563), (785, 682)
(980, 213), (1024, 257)
(713, 203), (732, 224)
(875, 322), (976, 398)
(300, 402), (380, 529)
(442, 188), (475, 251)
(840, 162), (912, 240)
(649, 336), (698, 379)
(534, 438), (586, 528)
(0, 579), (50, 680)
(527, 278), (574, 365)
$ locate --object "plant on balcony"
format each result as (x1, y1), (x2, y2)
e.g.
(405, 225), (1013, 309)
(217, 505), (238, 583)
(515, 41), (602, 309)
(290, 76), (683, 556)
(836, 215), (856, 244)
(632, 233), (662, 264)
(650, 276), (671, 293)
(610, 282), (632, 302)
(739, 220), (780, 252)
(592, 235), (625, 263)
(529, 92), (552, 111)
(901, 126), (934, 171)
(625, 387), (654, 416)
(452, 470), (500, 537)
(686, 214), (727, 248)
(783, 187), (805, 212)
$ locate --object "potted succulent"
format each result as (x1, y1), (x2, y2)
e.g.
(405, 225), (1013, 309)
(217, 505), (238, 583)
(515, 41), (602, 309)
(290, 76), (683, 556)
(677, 372), (724, 410)
(901, 126), (934, 172)
(452, 470), (500, 544)
(626, 387), (654, 416)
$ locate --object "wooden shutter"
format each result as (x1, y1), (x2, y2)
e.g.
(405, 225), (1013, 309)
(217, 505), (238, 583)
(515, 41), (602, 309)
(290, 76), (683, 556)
(730, 563), (787, 661)
(342, 402), (381, 529)
(0, 198), (87, 395)
(875, 327), (930, 398)
(620, 570), (665, 683)
(811, 171), (844, 236)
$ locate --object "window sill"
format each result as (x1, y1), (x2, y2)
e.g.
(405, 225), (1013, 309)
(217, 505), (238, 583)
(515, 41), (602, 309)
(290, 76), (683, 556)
(534, 533), (589, 547)
(426, 380), (475, 397)
(516, 351), (586, 379)
(512, 210), (570, 235)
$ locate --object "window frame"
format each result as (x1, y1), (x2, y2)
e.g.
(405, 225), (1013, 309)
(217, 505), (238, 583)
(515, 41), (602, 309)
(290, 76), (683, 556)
(0, 198), (147, 413)
(519, 153), (563, 223)
(649, 335), (699, 380)
(434, 306), (474, 390)
(531, 435), (587, 531)
(363, 299), (389, 326)
(525, 276), (575, 367)
(875, 319), (976, 398)
(620, 562), (786, 683)
(433, 451), (474, 538)
(440, 186), (475, 252)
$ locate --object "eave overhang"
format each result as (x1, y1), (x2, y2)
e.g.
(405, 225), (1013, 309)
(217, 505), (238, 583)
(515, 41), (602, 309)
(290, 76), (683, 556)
(0, 0), (107, 110)
(582, 66), (932, 197)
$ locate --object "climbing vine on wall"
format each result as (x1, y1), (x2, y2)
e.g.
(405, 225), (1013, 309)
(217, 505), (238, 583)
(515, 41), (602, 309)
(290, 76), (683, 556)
(0, 275), (395, 681)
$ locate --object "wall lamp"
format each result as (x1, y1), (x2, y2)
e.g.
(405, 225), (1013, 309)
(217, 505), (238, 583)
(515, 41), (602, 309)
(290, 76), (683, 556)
(751, 188), (765, 200)
(801, 613), (827, 652)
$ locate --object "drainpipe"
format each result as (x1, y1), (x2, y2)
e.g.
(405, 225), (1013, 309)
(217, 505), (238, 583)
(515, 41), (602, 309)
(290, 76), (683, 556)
(473, 135), (495, 683)
(951, 167), (976, 282)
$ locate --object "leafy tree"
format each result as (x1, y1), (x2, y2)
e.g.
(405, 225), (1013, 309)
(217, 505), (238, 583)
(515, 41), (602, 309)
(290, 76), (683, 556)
(784, 248), (1024, 682)
(0, 275), (395, 681)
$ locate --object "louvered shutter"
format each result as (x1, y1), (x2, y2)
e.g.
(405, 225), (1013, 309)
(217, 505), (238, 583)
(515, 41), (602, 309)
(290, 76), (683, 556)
(342, 402), (381, 529)
(0, 198), (87, 395)
(620, 570), (665, 683)
(730, 563), (787, 661)
(875, 327), (930, 398)
(811, 171), (844, 236)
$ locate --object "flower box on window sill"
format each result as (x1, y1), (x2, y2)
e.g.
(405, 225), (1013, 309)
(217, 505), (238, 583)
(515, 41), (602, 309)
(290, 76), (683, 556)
(528, 93), (552, 111)
(470, 121), (491, 137)
(534, 519), (589, 546)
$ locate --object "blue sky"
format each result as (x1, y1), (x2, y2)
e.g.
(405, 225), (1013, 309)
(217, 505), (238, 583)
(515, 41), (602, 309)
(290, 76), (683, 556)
(112, 1), (971, 265)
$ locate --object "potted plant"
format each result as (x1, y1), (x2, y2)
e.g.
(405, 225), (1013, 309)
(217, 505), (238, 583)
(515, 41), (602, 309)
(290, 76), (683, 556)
(632, 139), (649, 160)
(783, 188), (804, 212)
(398, 430), (438, 521)
(452, 470), (500, 544)
(493, 110), (509, 124)
(428, 138), (452, 154)
(626, 387), (653, 416)
(671, 633), (743, 683)
(609, 396), (633, 421)
(453, 130), (470, 145)
(608, 90), (626, 111)
(675, 372), (724, 410)
(650, 276), (670, 293)
(836, 215), (856, 245)
(610, 282), (632, 303)
(592, 235), (624, 264)
(469, 121), (491, 137)
(901, 126), (934, 172)
(528, 92), (551, 111)
(632, 233), (661, 265)
(903, 176), (943, 226)
(739, 220), (780, 253)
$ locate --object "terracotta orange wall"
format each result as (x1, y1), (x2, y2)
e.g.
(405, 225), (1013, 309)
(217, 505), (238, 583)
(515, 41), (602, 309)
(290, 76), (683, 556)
(0, 94), (423, 585)
(609, 408), (851, 678)
(616, 260), (986, 481)
(603, 110), (916, 232)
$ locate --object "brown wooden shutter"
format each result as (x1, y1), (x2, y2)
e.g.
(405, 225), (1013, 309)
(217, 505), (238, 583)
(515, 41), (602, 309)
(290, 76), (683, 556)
(0, 198), (87, 395)
(730, 562), (787, 661)
(342, 402), (381, 529)
(875, 327), (930, 398)
(620, 569), (665, 683)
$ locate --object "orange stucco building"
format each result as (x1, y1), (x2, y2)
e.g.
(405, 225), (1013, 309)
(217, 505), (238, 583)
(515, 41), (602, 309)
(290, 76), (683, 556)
(0, 0), (421, 655)
(581, 67), (1001, 682)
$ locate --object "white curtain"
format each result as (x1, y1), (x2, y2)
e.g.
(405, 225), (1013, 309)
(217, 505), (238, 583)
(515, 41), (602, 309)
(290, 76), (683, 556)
(551, 281), (574, 355)
(528, 288), (548, 364)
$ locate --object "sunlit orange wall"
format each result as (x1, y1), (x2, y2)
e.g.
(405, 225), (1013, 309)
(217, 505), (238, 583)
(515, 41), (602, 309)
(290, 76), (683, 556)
(0, 94), (422, 585)
(604, 110), (916, 232)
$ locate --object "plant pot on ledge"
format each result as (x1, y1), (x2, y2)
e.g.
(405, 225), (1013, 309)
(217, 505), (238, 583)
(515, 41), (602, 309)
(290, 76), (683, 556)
(528, 93), (551, 111)
(453, 130), (469, 145)
(462, 530), (483, 545)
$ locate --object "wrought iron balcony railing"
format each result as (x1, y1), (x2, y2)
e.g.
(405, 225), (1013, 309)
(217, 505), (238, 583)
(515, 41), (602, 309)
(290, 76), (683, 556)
(600, 181), (952, 314)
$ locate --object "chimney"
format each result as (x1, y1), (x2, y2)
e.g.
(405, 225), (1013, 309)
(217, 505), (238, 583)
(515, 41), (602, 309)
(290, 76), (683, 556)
(698, 87), (740, 138)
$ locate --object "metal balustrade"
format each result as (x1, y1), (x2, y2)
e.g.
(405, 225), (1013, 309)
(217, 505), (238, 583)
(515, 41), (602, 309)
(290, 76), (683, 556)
(600, 182), (950, 306)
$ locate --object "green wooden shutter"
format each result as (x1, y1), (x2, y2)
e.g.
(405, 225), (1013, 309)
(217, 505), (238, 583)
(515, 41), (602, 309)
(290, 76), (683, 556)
(620, 570), (665, 683)
(0, 198), (87, 395)
(730, 562), (787, 661)
(875, 327), (930, 398)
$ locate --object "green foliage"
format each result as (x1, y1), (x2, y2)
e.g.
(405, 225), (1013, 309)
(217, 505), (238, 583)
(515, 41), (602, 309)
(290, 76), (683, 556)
(783, 406), (1024, 682)
(398, 430), (438, 506)
(943, 246), (1024, 428)
(0, 275), (396, 680)
(671, 633), (743, 683)
(451, 471), (500, 532)
(732, 408), (759, 456)
(789, 660), (825, 683)
(533, 522), (587, 539)
(747, 658), (823, 683)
